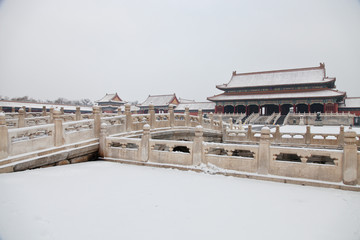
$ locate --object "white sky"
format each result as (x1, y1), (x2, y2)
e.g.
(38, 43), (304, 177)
(0, 0), (359, 103)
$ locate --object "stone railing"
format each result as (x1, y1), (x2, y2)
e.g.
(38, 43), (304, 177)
(7, 124), (55, 156)
(124, 105), (223, 132)
(225, 124), (354, 148)
(5, 106), (86, 128)
(0, 104), (225, 161)
(101, 115), (126, 135)
(249, 113), (260, 124)
(287, 113), (355, 126)
(283, 112), (291, 125)
(100, 124), (359, 186)
(265, 112), (276, 125)
(63, 119), (95, 145)
(272, 113), (282, 125)
(244, 112), (256, 124)
(0, 107), (103, 159)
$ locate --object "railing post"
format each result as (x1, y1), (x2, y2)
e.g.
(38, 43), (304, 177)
(169, 105), (174, 127)
(247, 124), (253, 141)
(75, 106), (82, 121)
(229, 117), (233, 130)
(139, 124), (150, 162)
(125, 104), (133, 132)
(343, 129), (358, 185)
(210, 112), (214, 129)
(11, 107), (15, 113)
(185, 107), (190, 126)
(258, 126), (270, 175)
(274, 125), (280, 142)
(338, 125), (344, 147)
(50, 108), (54, 123)
(18, 107), (25, 128)
(0, 112), (9, 159)
(198, 109), (203, 126)
(117, 107), (122, 115)
(93, 106), (101, 138)
(305, 125), (311, 145)
(99, 123), (107, 158)
(193, 125), (203, 166)
(60, 107), (64, 115)
(22, 106), (26, 116)
(149, 104), (155, 129)
(53, 108), (64, 146)
(42, 106), (47, 116)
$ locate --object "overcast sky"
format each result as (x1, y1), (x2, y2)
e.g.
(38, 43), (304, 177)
(0, 0), (359, 103)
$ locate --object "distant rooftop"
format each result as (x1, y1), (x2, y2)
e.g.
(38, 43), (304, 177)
(175, 102), (215, 111)
(96, 93), (125, 104)
(139, 94), (179, 107)
(339, 97), (360, 109)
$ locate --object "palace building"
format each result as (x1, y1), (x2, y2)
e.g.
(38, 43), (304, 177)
(138, 94), (180, 113)
(96, 93), (126, 112)
(207, 63), (346, 115)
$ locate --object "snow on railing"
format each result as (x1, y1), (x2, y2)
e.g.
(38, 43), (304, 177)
(101, 124), (355, 184)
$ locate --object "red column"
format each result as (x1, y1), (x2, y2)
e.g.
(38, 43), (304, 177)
(334, 103), (338, 113)
(279, 104), (281, 114)
(308, 104), (311, 113)
(293, 104), (296, 113)
(323, 104), (326, 113)
(258, 105), (261, 114)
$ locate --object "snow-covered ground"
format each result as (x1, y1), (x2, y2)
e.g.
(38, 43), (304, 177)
(0, 161), (359, 240)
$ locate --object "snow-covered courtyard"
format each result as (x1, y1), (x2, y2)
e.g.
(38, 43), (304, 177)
(0, 161), (359, 240)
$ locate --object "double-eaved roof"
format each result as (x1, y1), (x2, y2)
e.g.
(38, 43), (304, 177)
(208, 89), (345, 102)
(216, 64), (334, 90)
(208, 63), (346, 103)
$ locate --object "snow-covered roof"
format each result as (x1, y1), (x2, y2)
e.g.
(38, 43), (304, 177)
(175, 102), (215, 111)
(179, 98), (196, 103)
(96, 93), (124, 103)
(0, 100), (93, 111)
(117, 105), (140, 112)
(338, 97), (360, 108)
(139, 94), (178, 107)
(208, 89), (345, 102)
(218, 65), (334, 89)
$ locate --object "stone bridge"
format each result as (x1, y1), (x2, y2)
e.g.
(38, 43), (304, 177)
(0, 105), (359, 191)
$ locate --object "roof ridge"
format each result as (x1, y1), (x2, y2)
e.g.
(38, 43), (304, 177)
(232, 64), (325, 77)
(148, 94), (175, 97)
(178, 101), (213, 104)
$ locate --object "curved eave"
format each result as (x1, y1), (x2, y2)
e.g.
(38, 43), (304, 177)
(207, 90), (346, 102)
